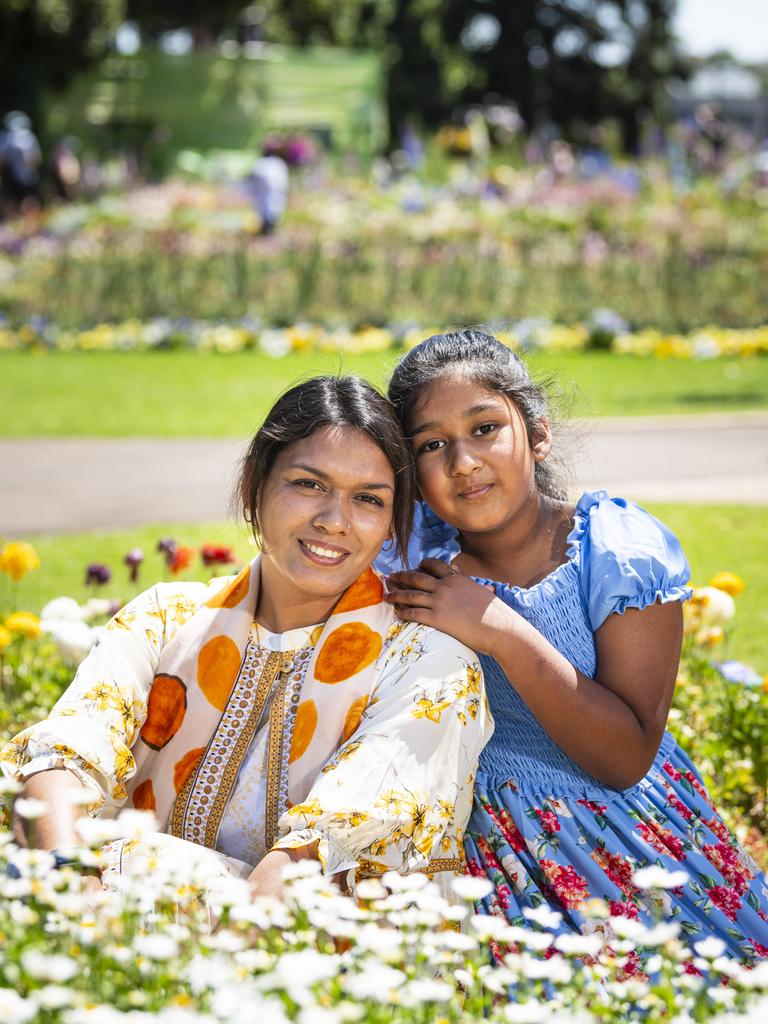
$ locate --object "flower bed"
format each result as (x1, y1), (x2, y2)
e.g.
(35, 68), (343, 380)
(2, 315), (768, 359)
(0, 819), (766, 1023)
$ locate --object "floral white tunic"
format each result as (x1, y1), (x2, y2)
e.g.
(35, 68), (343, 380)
(2, 582), (492, 891)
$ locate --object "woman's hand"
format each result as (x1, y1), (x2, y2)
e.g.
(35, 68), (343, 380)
(385, 558), (515, 656)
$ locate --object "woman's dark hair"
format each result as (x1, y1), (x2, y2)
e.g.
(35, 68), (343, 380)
(388, 328), (566, 499)
(237, 375), (414, 563)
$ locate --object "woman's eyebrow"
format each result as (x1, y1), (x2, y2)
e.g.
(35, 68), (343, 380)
(286, 463), (393, 491)
(410, 401), (501, 436)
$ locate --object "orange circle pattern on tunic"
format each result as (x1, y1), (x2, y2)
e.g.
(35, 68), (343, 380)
(206, 567), (251, 609)
(132, 778), (156, 811)
(341, 695), (369, 742)
(333, 568), (385, 614)
(197, 635), (242, 711)
(290, 700), (318, 763)
(315, 622), (383, 684)
(173, 746), (205, 794)
(140, 674), (188, 750)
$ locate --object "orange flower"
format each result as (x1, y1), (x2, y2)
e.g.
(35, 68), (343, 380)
(170, 546), (196, 574)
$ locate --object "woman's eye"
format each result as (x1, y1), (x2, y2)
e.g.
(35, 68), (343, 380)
(357, 494), (384, 507)
(475, 422), (497, 436)
(293, 479), (323, 491)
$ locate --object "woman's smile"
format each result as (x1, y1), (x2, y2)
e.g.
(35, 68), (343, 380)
(298, 538), (351, 565)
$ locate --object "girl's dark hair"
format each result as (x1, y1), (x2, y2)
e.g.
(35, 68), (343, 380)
(237, 376), (414, 563)
(388, 328), (566, 499)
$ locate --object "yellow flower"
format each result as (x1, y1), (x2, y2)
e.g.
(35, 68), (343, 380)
(0, 542), (41, 582)
(708, 572), (745, 597)
(0, 625), (12, 650)
(5, 612), (41, 639)
(695, 626), (724, 647)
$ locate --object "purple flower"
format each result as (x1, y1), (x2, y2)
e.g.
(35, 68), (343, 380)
(156, 538), (178, 568)
(714, 660), (762, 687)
(85, 563), (111, 587)
(124, 548), (144, 584)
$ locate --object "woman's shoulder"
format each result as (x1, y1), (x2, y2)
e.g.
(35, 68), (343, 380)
(569, 491), (692, 630)
(383, 618), (479, 670)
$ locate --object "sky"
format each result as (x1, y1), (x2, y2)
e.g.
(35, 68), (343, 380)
(674, 0), (767, 62)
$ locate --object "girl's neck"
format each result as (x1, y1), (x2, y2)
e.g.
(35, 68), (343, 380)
(455, 492), (573, 588)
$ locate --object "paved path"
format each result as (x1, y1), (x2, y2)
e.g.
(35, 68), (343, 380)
(1, 413), (767, 535)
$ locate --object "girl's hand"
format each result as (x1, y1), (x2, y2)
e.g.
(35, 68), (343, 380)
(385, 558), (514, 656)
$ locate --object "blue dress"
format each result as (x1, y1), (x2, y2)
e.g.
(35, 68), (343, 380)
(377, 491), (768, 963)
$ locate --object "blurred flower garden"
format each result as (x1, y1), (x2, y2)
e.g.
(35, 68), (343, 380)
(2, 140), (768, 1022)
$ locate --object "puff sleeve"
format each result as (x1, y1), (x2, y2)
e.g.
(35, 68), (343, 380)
(574, 492), (692, 632)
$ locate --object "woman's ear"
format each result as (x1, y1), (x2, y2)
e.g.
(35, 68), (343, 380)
(532, 417), (553, 463)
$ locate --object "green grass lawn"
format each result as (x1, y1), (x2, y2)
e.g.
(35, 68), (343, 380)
(6, 504), (766, 672)
(2, 350), (767, 437)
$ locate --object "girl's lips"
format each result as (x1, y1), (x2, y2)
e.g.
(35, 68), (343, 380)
(458, 483), (494, 501)
(298, 539), (350, 566)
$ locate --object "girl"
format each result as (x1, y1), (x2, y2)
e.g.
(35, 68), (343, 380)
(378, 329), (768, 960)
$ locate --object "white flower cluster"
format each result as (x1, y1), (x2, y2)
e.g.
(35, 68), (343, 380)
(39, 597), (114, 663)
(0, 807), (765, 1024)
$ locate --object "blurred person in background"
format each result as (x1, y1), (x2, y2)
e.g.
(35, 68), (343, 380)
(246, 143), (289, 235)
(0, 111), (42, 217)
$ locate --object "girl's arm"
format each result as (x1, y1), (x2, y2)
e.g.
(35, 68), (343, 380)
(386, 562), (682, 790)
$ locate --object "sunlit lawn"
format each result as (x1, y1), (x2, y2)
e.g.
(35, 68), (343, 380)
(2, 350), (768, 437)
(6, 503), (766, 672)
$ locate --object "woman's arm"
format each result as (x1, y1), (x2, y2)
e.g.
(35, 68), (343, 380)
(270, 629), (492, 883)
(386, 563), (682, 790)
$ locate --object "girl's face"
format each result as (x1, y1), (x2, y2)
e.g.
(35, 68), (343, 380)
(406, 371), (550, 534)
(257, 425), (395, 609)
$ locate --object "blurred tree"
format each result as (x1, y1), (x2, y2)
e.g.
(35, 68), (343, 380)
(258, 0), (684, 150)
(0, 0), (125, 128)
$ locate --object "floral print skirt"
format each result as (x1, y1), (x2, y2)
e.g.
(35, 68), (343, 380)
(464, 738), (768, 963)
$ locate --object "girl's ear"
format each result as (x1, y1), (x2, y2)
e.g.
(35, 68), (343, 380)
(532, 417), (553, 463)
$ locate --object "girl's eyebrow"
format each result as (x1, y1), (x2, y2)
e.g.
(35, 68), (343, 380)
(410, 401), (502, 436)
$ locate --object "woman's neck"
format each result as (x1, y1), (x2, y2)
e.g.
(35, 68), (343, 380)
(256, 562), (339, 635)
(455, 493), (573, 588)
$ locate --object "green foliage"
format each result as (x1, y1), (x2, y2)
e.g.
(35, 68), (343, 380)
(0, 0), (125, 125)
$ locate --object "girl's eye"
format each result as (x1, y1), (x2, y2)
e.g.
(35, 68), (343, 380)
(417, 439), (444, 455)
(474, 422), (497, 436)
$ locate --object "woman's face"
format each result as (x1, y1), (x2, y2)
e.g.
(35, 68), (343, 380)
(407, 371), (549, 535)
(257, 425), (395, 609)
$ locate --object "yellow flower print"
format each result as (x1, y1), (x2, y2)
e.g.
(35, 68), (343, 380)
(144, 628), (160, 648)
(83, 682), (124, 712)
(438, 799), (454, 820)
(165, 597), (200, 625)
(465, 665), (482, 694)
(369, 837), (388, 857)
(286, 799), (323, 819)
(332, 740), (362, 764)
(330, 809), (370, 828)
(107, 612), (137, 632)
(412, 696), (452, 724)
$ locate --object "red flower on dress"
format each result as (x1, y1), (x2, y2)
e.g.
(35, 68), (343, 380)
(684, 769), (716, 807)
(616, 949), (649, 983)
(577, 799), (608, 815)
(682, 960), (704, 977)
(609, 898), (640, 919)
(592, 845), (636, 896)
(703, 816), (735, 847)
(703, 842), (754, 895)
(484, 802), (526, 852)
(538, 859), (590, 909)
(635, 820), (686, 861)
(534, 808), (561, 834)
(663, 760), (683, 781)
(751, 941), (768, 958)
(664, 787), (694, 822)
(707, 885), (742, 922)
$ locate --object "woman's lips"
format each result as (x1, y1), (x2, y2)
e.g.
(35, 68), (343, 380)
(458, 483), (494, 501)
(298, 539), (350, 566)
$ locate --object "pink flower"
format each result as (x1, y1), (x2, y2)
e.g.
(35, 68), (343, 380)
(535, 808), (561, 834)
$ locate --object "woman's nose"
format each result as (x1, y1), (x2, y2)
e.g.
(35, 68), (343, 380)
(312, 495), (349, 533)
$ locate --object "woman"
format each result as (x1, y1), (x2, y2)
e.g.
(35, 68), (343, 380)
(2, 376), (491, 901)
